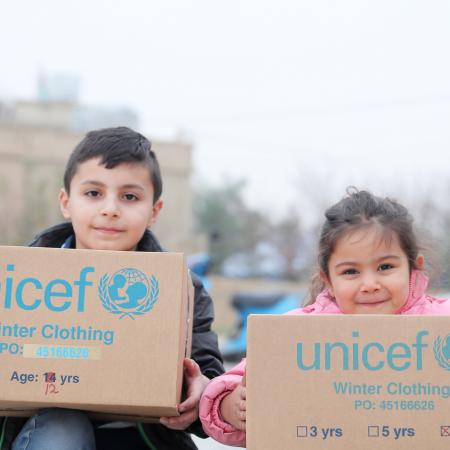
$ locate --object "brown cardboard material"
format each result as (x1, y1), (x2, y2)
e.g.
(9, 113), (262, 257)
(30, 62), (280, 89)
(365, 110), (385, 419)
(247, 314), (450, 450)
(0, 246), (193, 420)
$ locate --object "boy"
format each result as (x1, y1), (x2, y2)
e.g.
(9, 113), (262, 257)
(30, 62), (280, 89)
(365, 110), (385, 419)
(3, 127), (223, 450)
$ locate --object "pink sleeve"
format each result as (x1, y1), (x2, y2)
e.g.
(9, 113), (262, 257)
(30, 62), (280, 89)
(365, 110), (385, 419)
(199, 359), (247, 447)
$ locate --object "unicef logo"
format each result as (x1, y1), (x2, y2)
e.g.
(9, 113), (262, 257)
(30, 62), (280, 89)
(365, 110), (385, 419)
(433, 335), (450, 371)
(99, 268), (159, 319)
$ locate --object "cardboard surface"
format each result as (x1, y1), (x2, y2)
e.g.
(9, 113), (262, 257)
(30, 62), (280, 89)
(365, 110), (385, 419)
(247, 314), (450, 450)
(0, 246), (192, 419)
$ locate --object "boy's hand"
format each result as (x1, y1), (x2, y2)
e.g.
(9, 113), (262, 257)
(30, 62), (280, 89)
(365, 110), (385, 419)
(219, 369), (246, 431)
(160, 358), (209, 430)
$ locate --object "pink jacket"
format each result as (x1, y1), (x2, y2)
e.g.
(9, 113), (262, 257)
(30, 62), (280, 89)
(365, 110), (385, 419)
(199, 270), (450, 447)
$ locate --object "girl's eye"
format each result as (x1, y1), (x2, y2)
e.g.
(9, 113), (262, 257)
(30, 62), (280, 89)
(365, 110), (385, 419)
(379, 263), (394, 271)
(123, 193), (139, 201)
(85, 190), (100, 198)
(342, 268), (358, 275)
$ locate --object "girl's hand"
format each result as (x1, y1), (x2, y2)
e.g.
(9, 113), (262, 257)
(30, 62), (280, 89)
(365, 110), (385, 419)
(219, 370), (246, 431)
(160, 358), (209, 430)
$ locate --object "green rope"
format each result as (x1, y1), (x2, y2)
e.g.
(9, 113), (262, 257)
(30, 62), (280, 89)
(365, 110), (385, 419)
(137, 422), (157, 450)
(0, 417), (8, 449)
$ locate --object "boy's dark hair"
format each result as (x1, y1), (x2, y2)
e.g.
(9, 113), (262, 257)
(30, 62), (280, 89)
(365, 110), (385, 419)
(63, 126), (162, 203)
(307, 188), (420, 304)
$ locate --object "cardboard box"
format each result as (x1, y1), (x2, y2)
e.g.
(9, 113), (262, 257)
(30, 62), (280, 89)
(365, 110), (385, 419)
(247, 314), (450, 449)
(0, 246), (193, 421)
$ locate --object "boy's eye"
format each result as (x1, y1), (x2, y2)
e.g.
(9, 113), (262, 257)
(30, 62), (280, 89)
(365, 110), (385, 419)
(379, 263), (394, 271)
(123, 193), (139, 201)
(85, 190), (101, 198)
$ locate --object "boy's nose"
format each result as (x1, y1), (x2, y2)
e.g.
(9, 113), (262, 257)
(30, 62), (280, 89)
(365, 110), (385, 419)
(100, 198), (121, 217)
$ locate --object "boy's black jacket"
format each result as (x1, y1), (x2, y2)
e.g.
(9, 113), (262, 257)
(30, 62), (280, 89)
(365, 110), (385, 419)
(0, 222), (224, 450)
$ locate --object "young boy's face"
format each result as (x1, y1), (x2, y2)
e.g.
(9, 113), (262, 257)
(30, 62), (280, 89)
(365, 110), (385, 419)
(59, 158), (163, 251)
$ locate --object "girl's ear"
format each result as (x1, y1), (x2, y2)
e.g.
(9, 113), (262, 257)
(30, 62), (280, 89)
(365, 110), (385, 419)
(320, 271), (333, 295)
(415, 254), (425, 270)
(59, 189), (71, 220)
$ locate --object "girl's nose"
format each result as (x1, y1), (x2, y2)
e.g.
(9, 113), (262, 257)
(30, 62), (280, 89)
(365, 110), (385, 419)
(360, 274), (381, 293)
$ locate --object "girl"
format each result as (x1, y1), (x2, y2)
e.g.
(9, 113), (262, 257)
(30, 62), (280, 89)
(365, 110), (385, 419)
(199, 189), (450, 447)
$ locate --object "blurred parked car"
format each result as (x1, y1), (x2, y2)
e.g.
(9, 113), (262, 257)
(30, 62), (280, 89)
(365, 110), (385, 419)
(222, 289), (305, 362)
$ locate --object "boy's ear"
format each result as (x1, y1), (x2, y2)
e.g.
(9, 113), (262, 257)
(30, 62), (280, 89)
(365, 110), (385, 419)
(148, 198), (164, 226)
(320, 271), (333, 295)
(415, 254), (425, 270)
(58, 189), (72, 220)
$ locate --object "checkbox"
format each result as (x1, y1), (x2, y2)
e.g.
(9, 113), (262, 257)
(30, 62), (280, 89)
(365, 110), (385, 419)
(297, 426), (308, 437)
(368, 426), (380, 437)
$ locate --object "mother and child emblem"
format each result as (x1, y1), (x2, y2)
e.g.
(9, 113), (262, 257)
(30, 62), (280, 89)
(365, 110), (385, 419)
(99, 268), (159, 319)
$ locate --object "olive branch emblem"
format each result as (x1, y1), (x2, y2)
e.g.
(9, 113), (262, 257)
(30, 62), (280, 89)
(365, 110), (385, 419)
(433, 336), (450, 371)
(99, 272), (159, 320)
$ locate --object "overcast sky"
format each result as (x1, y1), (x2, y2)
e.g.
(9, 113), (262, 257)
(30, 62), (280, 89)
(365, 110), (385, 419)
(1, 0), (449, 216)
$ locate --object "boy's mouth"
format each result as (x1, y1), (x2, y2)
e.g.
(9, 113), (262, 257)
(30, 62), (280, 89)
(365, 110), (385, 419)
(94, 226), (124, 234)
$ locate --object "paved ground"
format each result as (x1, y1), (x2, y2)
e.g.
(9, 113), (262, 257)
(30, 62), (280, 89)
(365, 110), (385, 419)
(193, 436), (236, 449)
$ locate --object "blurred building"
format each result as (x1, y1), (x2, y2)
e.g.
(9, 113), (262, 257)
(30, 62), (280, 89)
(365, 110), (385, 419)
(0, 74), (138, 131)
(0, 81), (201, 252)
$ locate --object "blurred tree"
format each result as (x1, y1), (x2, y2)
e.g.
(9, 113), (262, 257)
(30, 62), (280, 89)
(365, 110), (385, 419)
(268, 207), (304, 280)
(193, 179), (270, 272)
(407, 182), (450, 290)
(441, 208), (450, 289)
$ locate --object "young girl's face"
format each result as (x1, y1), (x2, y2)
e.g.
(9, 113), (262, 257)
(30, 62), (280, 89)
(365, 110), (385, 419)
(325, 225), (420, 314)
